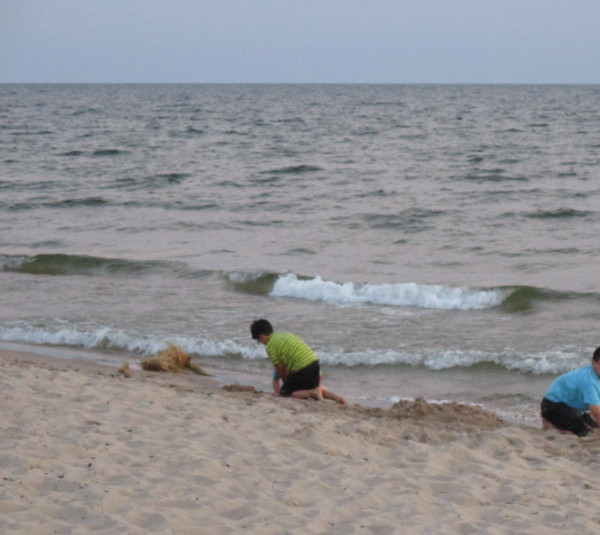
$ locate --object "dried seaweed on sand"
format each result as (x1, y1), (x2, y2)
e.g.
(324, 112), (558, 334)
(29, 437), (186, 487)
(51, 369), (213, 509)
(141, 343), (209, 375)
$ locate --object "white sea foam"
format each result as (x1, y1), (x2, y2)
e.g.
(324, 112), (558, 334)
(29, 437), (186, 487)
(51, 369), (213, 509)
(226, 271), (264, 284)
(271, 273), (511, 310)
(0, 255), (30, 271)
(0, 323), (587, 375)
(0, 324), (263, 361)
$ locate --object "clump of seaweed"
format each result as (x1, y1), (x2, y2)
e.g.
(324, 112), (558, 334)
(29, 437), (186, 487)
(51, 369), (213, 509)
(141, 343), (209, 375)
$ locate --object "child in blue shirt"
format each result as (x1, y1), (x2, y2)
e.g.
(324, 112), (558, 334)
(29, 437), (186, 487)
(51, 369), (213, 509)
(541, 347), (600, 436)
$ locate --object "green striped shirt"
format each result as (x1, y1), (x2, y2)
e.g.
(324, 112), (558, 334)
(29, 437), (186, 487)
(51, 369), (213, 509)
(266, 332), (318, 373)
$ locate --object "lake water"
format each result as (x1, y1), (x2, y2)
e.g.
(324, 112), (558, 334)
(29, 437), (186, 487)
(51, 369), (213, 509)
(2, 83), (600, 424)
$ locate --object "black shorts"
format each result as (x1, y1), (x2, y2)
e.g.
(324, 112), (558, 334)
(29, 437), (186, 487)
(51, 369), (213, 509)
(541, 398), (598, 437)
(279, 361), (320, 397)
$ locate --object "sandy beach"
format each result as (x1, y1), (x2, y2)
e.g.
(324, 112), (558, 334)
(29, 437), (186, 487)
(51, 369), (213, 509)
(2, 347), (600, 535)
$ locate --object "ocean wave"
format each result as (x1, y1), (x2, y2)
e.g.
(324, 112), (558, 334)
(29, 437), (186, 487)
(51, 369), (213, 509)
(0, 323), (588, 375)
(526, 208), (591, 219)
(498, 286), (575, 312)
(114, 173), (191, 191)
(224, 271), (597, 312)
(0, 324), (263, 361)
(224, 271), (279, 295)
(364, 209), (443, 231)
(262, 164), (323, 175)
(3, 256), (593, 314)
(462, 172), (528, 182)
(5, 195), (222, 211)
(0, 253), (204, 278)
(4, 197), (110, 210)
(315, 347), (588, 375)
(92, 149), (128, 157)
(47, 197), (108, 208)
(1, 253), (273, 281)
(270, 273), (511, 311)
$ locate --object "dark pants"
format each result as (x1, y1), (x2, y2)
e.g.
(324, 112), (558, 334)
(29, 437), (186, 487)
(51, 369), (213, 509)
(541, 398), (598, 437)
(279, 361), (320, 397)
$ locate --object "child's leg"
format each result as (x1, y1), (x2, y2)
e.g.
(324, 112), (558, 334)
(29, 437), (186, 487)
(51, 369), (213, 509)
(321, 387), (347, 404)
(291, 386), (323, 401)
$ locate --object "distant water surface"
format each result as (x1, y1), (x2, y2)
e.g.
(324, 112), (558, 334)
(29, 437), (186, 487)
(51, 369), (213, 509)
(2, 84), (600, 422)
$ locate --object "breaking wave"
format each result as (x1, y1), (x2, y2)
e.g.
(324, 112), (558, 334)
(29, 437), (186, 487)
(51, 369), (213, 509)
(0, 323), (588, 375)
(270, 273), (511, 310)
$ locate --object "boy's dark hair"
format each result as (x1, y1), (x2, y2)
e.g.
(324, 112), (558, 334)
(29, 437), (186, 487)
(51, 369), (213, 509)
(593, 347), (600, 362)
(251, 319), (273, 340)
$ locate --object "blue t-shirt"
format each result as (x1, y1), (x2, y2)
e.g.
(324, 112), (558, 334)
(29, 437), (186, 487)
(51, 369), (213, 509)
(544, 365), (600, 410)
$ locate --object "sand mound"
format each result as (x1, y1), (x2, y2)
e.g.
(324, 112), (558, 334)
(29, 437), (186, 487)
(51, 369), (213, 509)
(389, 396), (505, 428)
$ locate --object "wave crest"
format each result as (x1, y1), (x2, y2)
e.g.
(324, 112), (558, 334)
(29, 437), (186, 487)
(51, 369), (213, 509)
(0, 323), (588, 375)
(0, 253), (203, 278)
(270, 273), (511, 311)
(0, 323), (264, 361)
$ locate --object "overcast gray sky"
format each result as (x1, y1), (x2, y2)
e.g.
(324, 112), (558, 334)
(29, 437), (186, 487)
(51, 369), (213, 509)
(1, 0), (599, 84)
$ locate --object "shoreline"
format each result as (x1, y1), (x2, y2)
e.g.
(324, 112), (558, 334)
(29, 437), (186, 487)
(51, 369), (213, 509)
(0, 340), (549, 422)
(3, 345), (600, 533)
(0, 343), (507, 425)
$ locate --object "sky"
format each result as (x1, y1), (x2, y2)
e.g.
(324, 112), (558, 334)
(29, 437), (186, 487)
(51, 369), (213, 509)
(1, 0), (599, 84)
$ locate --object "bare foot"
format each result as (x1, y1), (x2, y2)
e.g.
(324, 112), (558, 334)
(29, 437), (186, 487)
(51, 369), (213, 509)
(542, 418), (575, 435)
(310, 386), (324, 401)
(322, 388), (347, 404)
(542, 418), (554, 430)
(334, 395), (347, 405)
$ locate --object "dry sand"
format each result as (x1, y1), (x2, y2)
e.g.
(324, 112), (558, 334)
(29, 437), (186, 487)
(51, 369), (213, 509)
(2, 347), (600, 534)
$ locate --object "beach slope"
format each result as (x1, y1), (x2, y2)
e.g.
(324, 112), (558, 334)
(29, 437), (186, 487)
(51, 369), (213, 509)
(2, 349), (600, 534)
